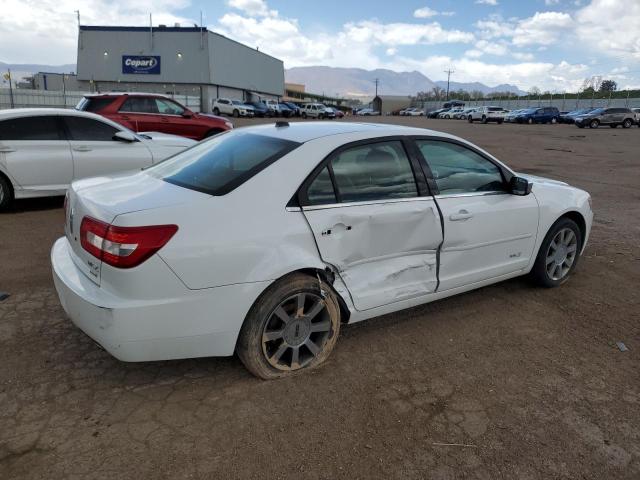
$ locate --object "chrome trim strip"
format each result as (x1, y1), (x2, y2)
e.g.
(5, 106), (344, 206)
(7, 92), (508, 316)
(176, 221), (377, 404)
(442, 233), (532, 252)
(301, 196), (436, 211)
(434, 191), (508, 199)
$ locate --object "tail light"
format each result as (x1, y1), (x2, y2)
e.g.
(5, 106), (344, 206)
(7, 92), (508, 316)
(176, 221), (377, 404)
(80, 216), (178, 269)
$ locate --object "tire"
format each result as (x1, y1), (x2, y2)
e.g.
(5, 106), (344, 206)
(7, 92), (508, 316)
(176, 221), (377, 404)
(233, 109), (239, 118)
(551, 117), (557, 124)
(528, 118), (533, 124)
(468, 116), (473, 123)
(481, 115), (488, 124)
(319, 113), (324, 120)
(530, 217), (582, 288)
(213, 107), (220, 115)
(589, 119), (599, 129)
(236, 273), (341, 379)
(0, 174), (14, 211)
(577, 124), (585, 128)
(610, 124), (618, 128)
(302, 112), (307, 119)
(497, 119), (504, 124)
(623, 119), (633, 128)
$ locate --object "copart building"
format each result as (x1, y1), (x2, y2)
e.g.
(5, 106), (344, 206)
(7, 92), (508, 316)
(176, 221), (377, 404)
(75, 25), (284, 112)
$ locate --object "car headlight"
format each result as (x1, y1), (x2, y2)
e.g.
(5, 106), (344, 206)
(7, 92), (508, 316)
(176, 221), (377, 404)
(587, 195), (592, 211)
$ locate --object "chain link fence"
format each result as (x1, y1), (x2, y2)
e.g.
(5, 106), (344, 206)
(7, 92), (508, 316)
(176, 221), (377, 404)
(0, 88), (201, 112)
(415, 90), (640, 112)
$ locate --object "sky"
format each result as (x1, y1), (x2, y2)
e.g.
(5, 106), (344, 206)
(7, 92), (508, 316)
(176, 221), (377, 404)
(1, 0), (639, 92)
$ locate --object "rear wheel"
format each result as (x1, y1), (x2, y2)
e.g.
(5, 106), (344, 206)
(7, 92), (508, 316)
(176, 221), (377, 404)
(302, 112), (307, 119)
(530, 218), (582, 288)
(623, 119), (633, 128)
(590, 119), (600, 129)
(481, 115), (488, 124)
(237, 273), (341, 379)
(551, 117), (557, 124)
(0, 174), (14, 211)
(528, 118), (534, 124)
(468, 116), (473, 123)
(233, 109), (239, 118)
(213, 107), (220, 115)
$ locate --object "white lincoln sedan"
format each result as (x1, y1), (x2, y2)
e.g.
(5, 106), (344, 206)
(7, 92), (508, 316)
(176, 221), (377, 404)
(52, 122), (592, 379)
(0, 108), (195, 209)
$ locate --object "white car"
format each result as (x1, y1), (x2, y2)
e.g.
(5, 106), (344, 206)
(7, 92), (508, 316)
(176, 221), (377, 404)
(212, 98), (254, 118)
(302, 103), (336, 119)
(0, 108), (195, 209)
(52, 122), (592, 379)
(356, 108), (379, 116)
(440, 107), (464, 119)
(469, 106), (506, 124)
(403, 108), (425, 117)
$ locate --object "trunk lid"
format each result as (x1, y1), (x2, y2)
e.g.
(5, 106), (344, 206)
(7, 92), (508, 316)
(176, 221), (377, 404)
(66, 171), (209, 285)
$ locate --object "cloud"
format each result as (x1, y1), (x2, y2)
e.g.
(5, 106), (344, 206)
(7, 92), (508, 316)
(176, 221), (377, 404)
(476, 0), (498, 5)
(512, 11), (573, 46)
(0, 0), (192, 64)
(227, 0), (275, 17)
(414, 6), (456, 18)
(574, 0), (640, 59)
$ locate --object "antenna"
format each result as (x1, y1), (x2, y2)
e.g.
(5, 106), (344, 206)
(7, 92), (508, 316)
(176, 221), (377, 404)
(373, 78), (379, 97)
(443, 68), (454, 101)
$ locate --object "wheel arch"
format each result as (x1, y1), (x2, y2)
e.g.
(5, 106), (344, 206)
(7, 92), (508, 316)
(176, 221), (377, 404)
(558, 210), (587, 249)
(0, 169), (15, 198)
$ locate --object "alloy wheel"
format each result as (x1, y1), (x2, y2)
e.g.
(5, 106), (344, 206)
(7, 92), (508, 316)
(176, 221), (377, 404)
(261, 292), (332, 371)
(545, 227), (578, 281)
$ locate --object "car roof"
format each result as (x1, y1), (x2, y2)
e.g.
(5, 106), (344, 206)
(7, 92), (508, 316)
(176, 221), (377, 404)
(233, 121), (461, 143)
(0, 107), (112, 120)
(84, 92), (171, 99)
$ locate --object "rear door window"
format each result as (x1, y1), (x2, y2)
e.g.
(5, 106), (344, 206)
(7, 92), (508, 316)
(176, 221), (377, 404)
(148, 131), (300, 196)
(119, 97), (159, 114)
(155, 99), (184, 115)
(0, 116), (63, 140)
(325, 141), (418, 203)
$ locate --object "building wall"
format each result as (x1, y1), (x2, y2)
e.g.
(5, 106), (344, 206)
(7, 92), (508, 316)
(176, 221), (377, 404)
(77, 27), (211, 85)
(208, 33), (283, 97)
(76, 26), (284, 98)
(33, 73), (81, 91)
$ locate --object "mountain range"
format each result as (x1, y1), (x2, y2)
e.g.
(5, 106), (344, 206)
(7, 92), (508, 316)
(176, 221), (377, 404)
(286, 66), (525, 98)
(0, 61), (525, 97)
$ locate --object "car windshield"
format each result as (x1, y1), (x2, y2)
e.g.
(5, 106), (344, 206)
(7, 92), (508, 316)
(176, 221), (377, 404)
(147, 131), (301, 196)
(75, 97), (116, 112)
(232, 101), (243, 105)
(589, 108), (605, 114)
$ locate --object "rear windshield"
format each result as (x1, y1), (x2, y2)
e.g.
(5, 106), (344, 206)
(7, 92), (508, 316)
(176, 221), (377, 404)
(76, 97), (116, 112)
(147, 131), (300, 196)
(488, 107), (502, 111)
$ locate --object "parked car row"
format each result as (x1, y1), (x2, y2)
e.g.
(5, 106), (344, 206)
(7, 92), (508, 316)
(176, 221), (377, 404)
(428, 104), (640, 129)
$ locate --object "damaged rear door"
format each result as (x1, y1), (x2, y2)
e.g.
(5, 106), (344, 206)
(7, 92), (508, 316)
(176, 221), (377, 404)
(299, 139), (442, 311)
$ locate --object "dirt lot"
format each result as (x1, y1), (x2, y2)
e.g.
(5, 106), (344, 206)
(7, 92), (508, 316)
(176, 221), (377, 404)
(1, 116), (639, 479)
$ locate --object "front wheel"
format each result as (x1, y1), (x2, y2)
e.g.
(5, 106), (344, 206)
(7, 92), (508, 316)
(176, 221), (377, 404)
(481, 115), (488, 124)
(528, 118), (534, 124)
(233, 109), (239, 118)
(623, 119), (633, 128)
(468, 116), (473, 123)
(590, 119), (599, 129)
(237, 273), (341, 379)
(0, 175), (14, 210)
(530, 218), (582, 288)
(213, 107), (220, 115)
(551, 117), (557, 124)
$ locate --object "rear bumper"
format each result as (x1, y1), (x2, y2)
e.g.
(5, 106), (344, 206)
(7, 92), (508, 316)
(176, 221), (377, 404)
(51, 237), (270, 362)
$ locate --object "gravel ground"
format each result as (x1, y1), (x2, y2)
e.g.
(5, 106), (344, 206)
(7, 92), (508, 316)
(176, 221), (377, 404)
(0, 116), (638, 479)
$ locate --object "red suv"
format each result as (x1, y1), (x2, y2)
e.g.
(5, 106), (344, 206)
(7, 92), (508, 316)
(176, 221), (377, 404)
(76, 93), (233, 140)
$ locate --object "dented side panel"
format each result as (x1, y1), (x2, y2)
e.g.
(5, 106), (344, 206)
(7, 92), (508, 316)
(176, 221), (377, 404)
(303, 199), (442, 311)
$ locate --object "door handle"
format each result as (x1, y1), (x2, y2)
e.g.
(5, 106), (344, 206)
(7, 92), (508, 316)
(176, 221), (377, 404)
(72, 146), (92, 152)
(0, 147), (15, 153)
(449, 210), (473, 221)
(321, 224), (352, 236)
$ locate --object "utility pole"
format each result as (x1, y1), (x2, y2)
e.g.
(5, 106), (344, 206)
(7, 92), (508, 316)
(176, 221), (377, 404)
(373, 78), (379, 97)
(443, 68), (454, 101)
(6, 69), (14, 109)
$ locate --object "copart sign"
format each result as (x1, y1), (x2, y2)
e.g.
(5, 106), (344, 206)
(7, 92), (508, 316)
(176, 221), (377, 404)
(122, 56), (161, 75)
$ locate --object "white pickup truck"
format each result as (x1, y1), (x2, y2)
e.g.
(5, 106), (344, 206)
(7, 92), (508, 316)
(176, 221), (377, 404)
(468, 106), (506, 124)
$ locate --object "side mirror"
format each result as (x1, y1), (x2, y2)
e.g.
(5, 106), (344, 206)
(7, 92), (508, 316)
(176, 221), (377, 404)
(510, 176), (532, 196)
(182, 111), (193, 118)
(113, 131), (138, 142)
